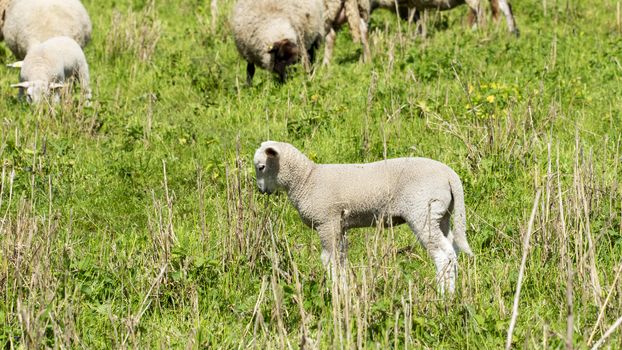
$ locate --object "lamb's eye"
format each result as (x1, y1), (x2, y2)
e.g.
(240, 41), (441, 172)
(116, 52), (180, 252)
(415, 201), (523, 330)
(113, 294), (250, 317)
(258, 164), (266, 171)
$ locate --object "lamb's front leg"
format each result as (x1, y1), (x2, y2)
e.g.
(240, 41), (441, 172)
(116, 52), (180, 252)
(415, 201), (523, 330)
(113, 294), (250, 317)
(318, 221), (348, 269)
(318, 220), (349, 292)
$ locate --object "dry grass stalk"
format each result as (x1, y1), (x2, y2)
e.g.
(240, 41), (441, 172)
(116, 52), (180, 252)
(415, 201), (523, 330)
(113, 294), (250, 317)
(587, 262), (622, 346)
(591, 315), (622, 350)
(121, 264), (168, 347)
(505, 189), (542, 350)
(147, 161), (177, 267)
(558, 144), (574, 350)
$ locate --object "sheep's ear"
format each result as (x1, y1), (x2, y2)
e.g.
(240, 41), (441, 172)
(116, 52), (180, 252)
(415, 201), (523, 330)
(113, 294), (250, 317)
(265, 147), (278, 158)
(49, 82), (64, 89)
(11, 82), (30, 88)
(7, 61), (23, 69)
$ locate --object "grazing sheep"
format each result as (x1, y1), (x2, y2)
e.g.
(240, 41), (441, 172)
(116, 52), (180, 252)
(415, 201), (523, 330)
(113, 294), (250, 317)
(2, 0), (92, 59)
(323, 0), (372, 65)
(231, 0), (324, 84)
(254, 141), (473, 294)
(9, 36), (91, 104)
(371, 0), (518, 35)
(0, 0), (12, 41)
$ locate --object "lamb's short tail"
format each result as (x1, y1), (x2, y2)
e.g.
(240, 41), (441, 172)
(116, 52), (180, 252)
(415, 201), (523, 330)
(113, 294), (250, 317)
(448, 169), (473, 256)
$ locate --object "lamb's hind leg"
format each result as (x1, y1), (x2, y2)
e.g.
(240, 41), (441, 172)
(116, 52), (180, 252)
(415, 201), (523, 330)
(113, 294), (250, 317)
(408, 200), (458, 295)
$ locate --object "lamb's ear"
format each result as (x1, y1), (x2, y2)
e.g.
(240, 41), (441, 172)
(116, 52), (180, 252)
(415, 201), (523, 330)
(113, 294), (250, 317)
(7, 61), (23, 69)
(11, 82), (30, 88)
(49, 82), (64, 89)
(265, 147), (278, 158)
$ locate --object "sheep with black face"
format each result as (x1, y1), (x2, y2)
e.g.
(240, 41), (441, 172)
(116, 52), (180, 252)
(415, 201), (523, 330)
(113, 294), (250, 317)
(231, 0), (324, 84)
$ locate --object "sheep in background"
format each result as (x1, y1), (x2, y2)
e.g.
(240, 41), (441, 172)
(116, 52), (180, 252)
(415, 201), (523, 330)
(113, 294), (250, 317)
(9, 36), (91, 104)
(323, 0), (372, 65)
(231, 0), (324, 84)
(253, 141), (472, 295)
(0, 0), (11, 41)
(2, 0), (92, 59)
(371, 0), (518, 35)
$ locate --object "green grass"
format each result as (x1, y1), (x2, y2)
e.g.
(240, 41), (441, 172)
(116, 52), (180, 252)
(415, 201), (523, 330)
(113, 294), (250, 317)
(1, 0), (622, 348)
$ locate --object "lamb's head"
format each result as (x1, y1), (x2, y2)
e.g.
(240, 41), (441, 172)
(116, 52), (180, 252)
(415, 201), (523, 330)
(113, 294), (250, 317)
(268, 39), (299, 83)
(254, 142), (282, 194)
(10, 80), (64, 104)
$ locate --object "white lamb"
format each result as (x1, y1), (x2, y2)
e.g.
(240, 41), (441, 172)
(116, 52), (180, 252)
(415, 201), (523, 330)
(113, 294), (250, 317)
(253, 141), (473, 294)
(231, 0), (324, 84)
(9, 36), (91, 104)
(323, 0), (372, 65)
(2, 0), (92, 59)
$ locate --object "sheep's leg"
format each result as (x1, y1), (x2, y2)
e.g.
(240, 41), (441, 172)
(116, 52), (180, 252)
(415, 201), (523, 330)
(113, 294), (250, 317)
(408, 200), (458, 295)
(77, 62), (92, 102)
(490, 0), (500, 22)
(359, 18), (371, 63)
(307, 36), (321, 66)
(322, 28), (337, 66)
(246, 62), (255, 86)
(496, 0), (519, 36)
(464, 0), (481, 29)
(318, 221), (347, 277)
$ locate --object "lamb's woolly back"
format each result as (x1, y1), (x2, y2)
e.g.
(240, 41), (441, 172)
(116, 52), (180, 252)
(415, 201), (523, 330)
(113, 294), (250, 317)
(20, 36), (87, 83)
(3, 0), (92, 59)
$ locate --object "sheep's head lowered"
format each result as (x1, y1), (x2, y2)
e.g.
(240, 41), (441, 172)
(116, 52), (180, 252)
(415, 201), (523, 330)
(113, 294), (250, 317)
(254, 143), (281, 194)
(10, 80), (64, 104)
(269, 39), (299, 83)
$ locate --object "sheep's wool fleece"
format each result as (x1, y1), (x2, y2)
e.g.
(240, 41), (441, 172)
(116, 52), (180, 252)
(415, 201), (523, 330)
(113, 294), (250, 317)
(20, 36), (88, 83)
(3, 0), (92, 59)
(0, 0), (11, 40)
(231, 0), (324, 70)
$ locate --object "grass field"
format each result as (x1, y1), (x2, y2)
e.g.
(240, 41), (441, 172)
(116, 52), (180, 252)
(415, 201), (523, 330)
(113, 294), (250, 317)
(1, 0), (622, 348)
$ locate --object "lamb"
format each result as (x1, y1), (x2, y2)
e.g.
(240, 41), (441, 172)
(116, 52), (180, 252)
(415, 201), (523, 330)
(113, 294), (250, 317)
(322, 0), (372, 65)
(253, 141), (473, 294)
(371, 0), (518, 36)
(231, 0), (324, 84)
(2, 0), (92, 59)
(9, 36), (91, 104)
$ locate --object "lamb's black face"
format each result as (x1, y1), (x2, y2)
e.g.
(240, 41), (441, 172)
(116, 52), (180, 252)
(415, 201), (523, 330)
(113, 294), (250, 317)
(253, 144), (280, 194)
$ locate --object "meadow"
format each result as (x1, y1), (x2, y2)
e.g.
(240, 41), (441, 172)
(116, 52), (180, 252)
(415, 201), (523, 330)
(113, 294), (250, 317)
(1, 0), (622, 348)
